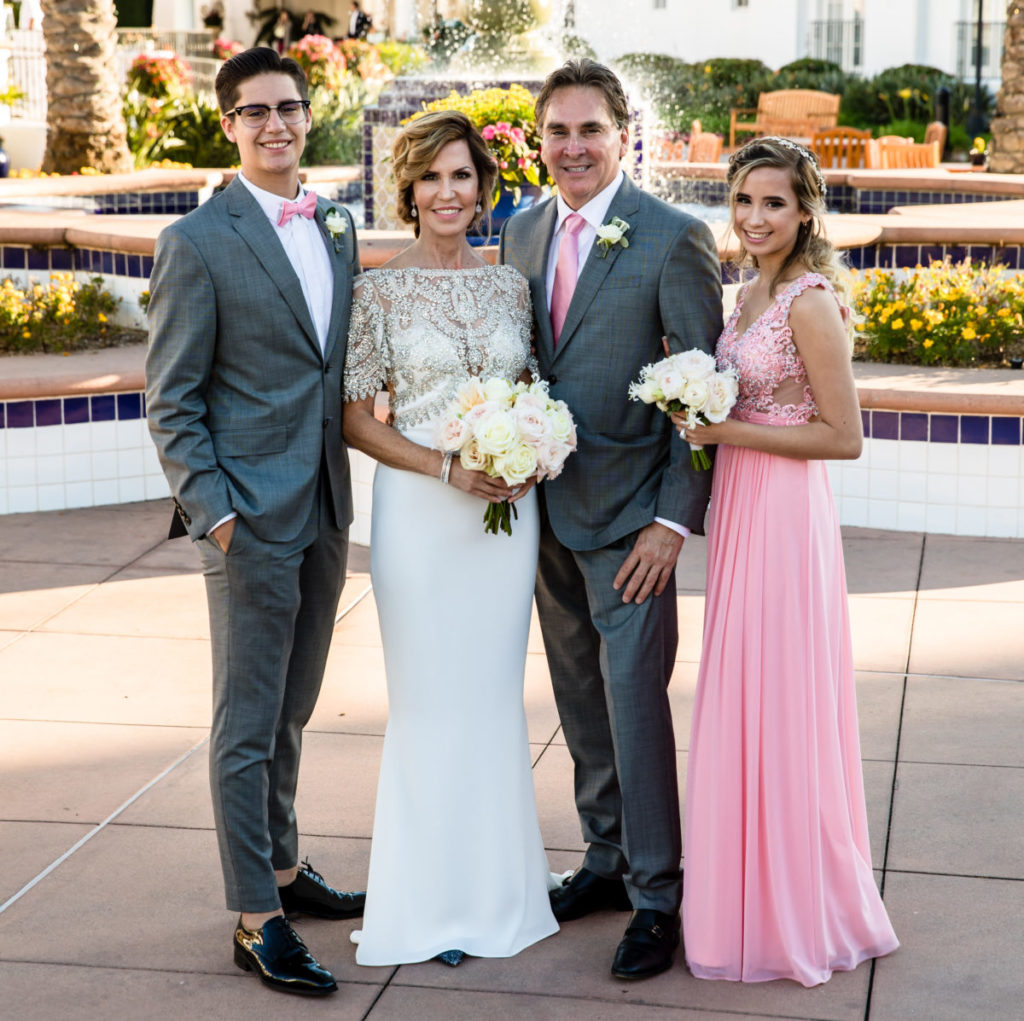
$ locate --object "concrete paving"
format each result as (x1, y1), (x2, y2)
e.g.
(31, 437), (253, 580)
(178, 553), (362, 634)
(0, 499), (1021, 1020)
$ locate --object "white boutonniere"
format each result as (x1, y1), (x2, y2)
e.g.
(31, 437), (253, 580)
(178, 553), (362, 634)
(324, 206), (348, 252)
(595, 216), (630, 258)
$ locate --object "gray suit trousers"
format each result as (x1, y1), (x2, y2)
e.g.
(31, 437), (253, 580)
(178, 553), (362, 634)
(535, 505), (682, 915)
(198, 479), (347, 912)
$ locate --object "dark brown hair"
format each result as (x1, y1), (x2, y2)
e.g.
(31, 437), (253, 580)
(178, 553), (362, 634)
(393, 111), (498, 238)
(534, 59), (630, 132)
(215, 46), (308, 114)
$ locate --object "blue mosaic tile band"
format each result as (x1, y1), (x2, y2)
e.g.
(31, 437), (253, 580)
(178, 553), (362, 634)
(3, 396), (1021, 453)
(0, 392), (149, 428)
(860, 409), (1024, 445)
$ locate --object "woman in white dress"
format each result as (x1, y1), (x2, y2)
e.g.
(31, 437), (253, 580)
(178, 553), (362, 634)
(342, 111), (559, 967)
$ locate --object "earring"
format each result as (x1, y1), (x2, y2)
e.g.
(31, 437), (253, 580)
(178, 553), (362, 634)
(475, 201), (482, 213)
(410, 202), (417, 218)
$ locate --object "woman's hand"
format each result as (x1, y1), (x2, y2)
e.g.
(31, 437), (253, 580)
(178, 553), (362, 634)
(449, 460), (520, 503)
(669, 411), (734, 447)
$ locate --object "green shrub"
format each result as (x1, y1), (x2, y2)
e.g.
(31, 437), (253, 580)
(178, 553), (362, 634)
(0, 274), (121, 354)
(304, 81), (367, 166)
(850, 261), (1024, 367)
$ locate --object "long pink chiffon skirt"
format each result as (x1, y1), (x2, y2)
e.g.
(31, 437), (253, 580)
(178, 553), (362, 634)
(683, 414), (898, 986)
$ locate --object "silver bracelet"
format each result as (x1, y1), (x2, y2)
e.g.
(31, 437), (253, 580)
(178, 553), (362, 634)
(440, 451), (453, 485)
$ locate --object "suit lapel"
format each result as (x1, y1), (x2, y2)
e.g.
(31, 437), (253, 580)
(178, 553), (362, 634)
(552, 176), (642, 364)
(225, 178), (321, 356)
(530, 198), (559, 365)
(314, 197), (351, 365)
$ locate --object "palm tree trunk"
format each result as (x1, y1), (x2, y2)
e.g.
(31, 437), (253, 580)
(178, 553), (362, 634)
(990, 1), (1024, 173)
(40, 0), (133, 173)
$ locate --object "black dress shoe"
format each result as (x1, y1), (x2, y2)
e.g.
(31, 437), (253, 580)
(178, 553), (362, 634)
(611, 909), (680, 980)
(278, 858), (366, 919)
(234, 915), (337, 996)
(549, 867), (632, 922)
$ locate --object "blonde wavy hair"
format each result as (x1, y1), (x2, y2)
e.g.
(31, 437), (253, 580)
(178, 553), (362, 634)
(726, 136), (849, 303)
(392, 110), (498, 239)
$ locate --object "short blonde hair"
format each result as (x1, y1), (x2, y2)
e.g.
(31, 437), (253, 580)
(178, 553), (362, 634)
(392, 111), (498, 238)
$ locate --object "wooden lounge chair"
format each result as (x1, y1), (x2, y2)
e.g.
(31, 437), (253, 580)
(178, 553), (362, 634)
(810, 126), (871, 169)
(729, 89), (841, 148)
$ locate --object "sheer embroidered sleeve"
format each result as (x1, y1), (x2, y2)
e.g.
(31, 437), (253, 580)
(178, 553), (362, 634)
(510, 269), (540, 380)
(344, 275), (387, 403)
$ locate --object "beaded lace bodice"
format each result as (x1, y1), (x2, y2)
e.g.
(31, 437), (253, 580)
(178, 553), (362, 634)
(344, 265), (536, 429)
(717, 272), (840, 425)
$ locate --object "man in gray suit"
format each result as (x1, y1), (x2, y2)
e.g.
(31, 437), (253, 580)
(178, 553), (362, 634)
(500, 60), (723, 980)
(146, 47), (363, 998)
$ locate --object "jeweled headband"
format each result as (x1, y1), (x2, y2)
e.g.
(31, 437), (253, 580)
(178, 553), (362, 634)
(730, 135), (828, 198)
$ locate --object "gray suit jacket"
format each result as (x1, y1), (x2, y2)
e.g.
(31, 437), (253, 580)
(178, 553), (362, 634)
(146, 176), (359, 543)
(500, 175), (723, 550)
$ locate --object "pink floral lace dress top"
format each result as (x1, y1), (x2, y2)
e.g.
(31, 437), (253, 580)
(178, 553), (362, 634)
(717, 272), (844, 426)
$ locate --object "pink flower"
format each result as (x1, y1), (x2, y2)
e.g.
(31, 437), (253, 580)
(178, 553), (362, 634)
(481, 124), (496, 141)
(510, 127), (525, 143)
(495, 121), (511, 133)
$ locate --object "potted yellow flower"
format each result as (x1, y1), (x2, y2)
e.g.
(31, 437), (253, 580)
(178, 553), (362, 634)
(410, 84), (551, 214)
(969, 136), (987, 168)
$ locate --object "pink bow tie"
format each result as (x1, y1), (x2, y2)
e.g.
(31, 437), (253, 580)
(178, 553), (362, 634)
(278, 190), (318, 227)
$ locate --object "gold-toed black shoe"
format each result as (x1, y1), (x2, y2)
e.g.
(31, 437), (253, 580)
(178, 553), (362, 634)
(233, 915), (337, 996)
(278, 858), (366, 920)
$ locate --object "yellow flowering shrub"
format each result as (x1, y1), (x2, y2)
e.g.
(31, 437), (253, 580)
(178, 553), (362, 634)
(0, 274), (120, 354)
(849, 260), (1024, 366)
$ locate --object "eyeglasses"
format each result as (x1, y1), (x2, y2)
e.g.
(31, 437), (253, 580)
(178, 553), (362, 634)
(228, 101), (311, 128)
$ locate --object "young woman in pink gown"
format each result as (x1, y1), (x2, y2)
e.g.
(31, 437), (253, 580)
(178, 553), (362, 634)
(675, 137), (898, 987)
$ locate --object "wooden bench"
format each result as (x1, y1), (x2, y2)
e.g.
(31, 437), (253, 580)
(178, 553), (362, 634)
(729, 89), (841, 148)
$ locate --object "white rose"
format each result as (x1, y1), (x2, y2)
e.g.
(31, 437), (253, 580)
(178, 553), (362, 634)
(703, 375), (738, 423)
(435, 415), (468, 452)
(635, 380), (660, 404)
(672, 348), (717, 380)
(459, 437), (488, 472)
(493, 442), (538, 484)
(324, 211), (347, 236)
(547, 405), (574, 445)
(515, 402), (551, 443)
(595, 222), (625, 244)
(654, 363), (686, 402)
(515, 391), (548, 414)
(483, 377), (515, 406)
(457, 377), (489, 412)
(682, 378), (710, 412)
(535, 437), (572, 478)
(474, 409), (519, 456)
(462, 400), (498, 430)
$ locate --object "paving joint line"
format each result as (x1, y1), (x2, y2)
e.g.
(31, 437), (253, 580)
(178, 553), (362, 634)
(0, 734), (209, 917)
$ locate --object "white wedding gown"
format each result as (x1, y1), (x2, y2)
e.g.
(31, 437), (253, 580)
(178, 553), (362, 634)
(344, 266), (559, 965)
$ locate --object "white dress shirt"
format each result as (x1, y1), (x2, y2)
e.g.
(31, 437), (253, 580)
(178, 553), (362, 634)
(545, 171), (689, 540)
(237, 172), (334, 353)
(209, 174), (335, 536)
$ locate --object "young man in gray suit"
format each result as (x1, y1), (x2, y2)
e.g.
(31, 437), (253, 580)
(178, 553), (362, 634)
(500, 60), (723, 980)
(146, 47), (363, 997)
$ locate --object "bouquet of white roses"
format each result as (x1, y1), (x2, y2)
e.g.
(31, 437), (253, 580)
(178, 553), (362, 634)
(628, 348), (738, 470)
(434, 376), (577, 536)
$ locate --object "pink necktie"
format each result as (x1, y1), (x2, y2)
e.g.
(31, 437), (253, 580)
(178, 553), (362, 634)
(277, 189), (318, 227)
(550, 212), (586, 346)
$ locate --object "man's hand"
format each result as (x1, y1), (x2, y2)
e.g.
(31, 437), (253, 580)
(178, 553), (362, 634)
(210, 518), (235, 553)
(613, 521), (684, 605)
